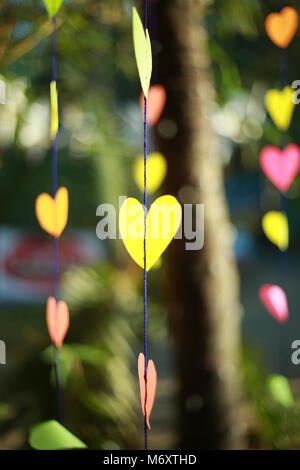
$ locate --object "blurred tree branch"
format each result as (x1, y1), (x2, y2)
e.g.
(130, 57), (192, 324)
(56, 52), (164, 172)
(1, 19), (62, 67)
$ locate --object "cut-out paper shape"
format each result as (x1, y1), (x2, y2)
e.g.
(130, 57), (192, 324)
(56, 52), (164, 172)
(29, 420), (87, 450)
(264, 87), (295, 131)
(259, 284), (289, 323)
(262, 211), (289, 252)
(119, 195), (182, 271)
(265, 7), (298, 49)
(140, 85), (167, 126)
(260, 144), (300, 193)
(46, 296), (70, 348)
(50, 80), (59, 140)
(35, 186), (68, 238)
(132, 7), (152, 98)
(43, 0), (63, 18)
(133, 152), (167, 195)
(267, 374), (294, 408)
(138, 353), (157, 429)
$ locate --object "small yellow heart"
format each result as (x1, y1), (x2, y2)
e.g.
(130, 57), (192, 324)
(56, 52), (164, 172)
(50, 81), (59, 141)
(265, 87), (295, 131)
(119, 195), (182, 271)
(35, 187), (69, 238)
(133, 152), (167, 195)
(262, 211), (289, 251)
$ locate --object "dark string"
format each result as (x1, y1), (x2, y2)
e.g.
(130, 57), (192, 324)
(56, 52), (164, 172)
(277, 0), (288, 374)
(278, 46), (288, 293)
(51, 15), (62, 424)
(143, 0), (148, 451)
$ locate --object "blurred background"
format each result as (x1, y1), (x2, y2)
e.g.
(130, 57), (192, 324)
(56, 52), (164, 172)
(1, 0), (300, 450)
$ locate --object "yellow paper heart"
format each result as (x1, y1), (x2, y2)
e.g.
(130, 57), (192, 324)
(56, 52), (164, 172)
(132, 7), (152, 98)
(262, 211), (289, 251)
(265, 87), (295, 131)
(43, 0), (63, 18)
(50, 80), (59, 141)
(119, 195), (182, 271)
(133, 152), (167, 195)
(35, 187), (69, 238)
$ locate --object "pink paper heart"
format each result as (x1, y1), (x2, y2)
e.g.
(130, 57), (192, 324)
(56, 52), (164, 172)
(259, 284), (289, 323)
(138, 353), (157, 429)
(140, 85), (167, 126)
(46, 296), (70, 348)
(260, 144), (300, 192)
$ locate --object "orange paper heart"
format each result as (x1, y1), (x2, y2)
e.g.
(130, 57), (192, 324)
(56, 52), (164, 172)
(46, 296), (70, 348)
(35, 187), (68, 238)
(265, 7), (298, 49)
(138, 353), (157, 429)
(140, 85), (167, 126)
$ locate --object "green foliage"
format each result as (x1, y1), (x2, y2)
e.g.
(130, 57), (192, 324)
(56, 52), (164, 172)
(0, 0), (135, 227)
(0, 263), (144, 449)
(242, 349), (300, 449)
(268, 375), (295, 408)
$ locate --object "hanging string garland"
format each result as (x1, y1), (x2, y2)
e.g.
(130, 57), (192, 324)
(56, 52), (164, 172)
(119, 5), (182, 448)
(258, 4), (300, 324)
(37, 0), (67, 425)
(27, 0), (180, 451)
(29, 0), (86, 450)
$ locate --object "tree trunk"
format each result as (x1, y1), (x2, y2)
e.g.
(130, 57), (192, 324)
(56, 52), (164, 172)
(155, 0), (244, 449)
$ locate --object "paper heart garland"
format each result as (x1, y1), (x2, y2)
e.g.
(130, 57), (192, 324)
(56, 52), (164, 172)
(265, 7), (298, 49)
(43, 0), (63, 18)
(119, 195), (182, 271)
(46, 296), (70, 348)
(140, 85), (167, 126)
(133, 152), (167, 194)
(35, 186), (68, 238)
(264, 87), (295, 131)
(132, 7), (152, 98)
(138, 353), (157, 429)
(260, 144), (300, 193)
(50, 81), (59, 141)
(259, 284), (289, 323)
(262, 211), (289, 252)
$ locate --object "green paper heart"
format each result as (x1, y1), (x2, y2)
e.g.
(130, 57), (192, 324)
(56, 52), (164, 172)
(268, 374), (294, 408)
(43, 0), (63, 18)
(132, 7), (152, 98)
(29, 420), (87, 450)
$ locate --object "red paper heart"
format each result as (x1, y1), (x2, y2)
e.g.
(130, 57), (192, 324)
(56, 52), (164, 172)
(140, 85), (166, 126)
(260, 144), (300, 193)
(259, 284), (289, 324)
(46, 296), (70, 348)
(138, 353), (157, 429)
